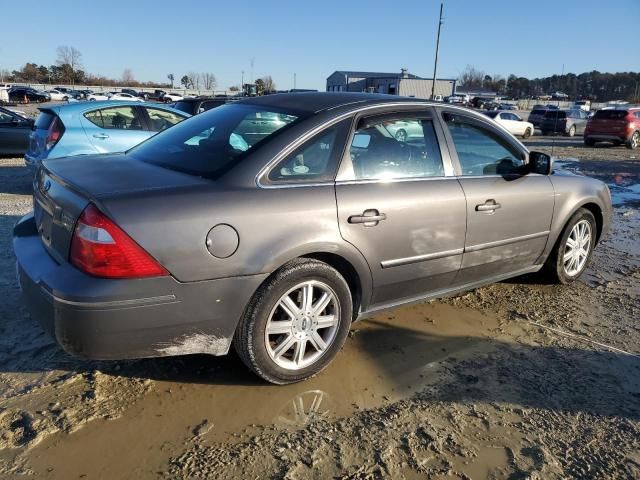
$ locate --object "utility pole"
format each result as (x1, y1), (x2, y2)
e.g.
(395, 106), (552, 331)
(293, 72), (296, 90)
(241, 70), (244, 88)
(431, 2), (444, 100)
(250, 58), (255, 83)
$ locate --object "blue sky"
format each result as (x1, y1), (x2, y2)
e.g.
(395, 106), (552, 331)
(1, 0), (638, 90)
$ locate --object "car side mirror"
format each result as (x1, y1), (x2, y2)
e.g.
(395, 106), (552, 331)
(528, 151), (553, 175)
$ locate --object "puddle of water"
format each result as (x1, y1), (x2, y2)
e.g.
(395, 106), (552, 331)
(25, 302), (501, 479)
(554, 158), (640, 207)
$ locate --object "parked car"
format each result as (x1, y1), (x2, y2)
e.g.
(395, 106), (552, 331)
(54, 87), (83, 100)
(540, 109), (589, 136)
(573, 100), (591, 112)
(138, 89), (167, 101)
(8, 87), (50, 103)
(120, 88), (141, 97)
(109, 92), (144, 102)
(14, 93), (612, 384)
(44, 90), (67, 101)
(162, 92), (184, 102)
(24, 101), (189, 171)
(0, 106), (34, 154)
(584, 107), (640, 149)
(483, 111), (534, 138)
(172, 96), (237, 116)
(497, 103), (516, 110)
(87, 92), (111, 101)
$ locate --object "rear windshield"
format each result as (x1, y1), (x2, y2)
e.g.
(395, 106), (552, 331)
(129, 103), (305, 179)
(172, 101), (196, 115)
(531, 108), (547, 114)
(593, 110), (628, 120)
(483, 111), (499, 118)
(544, 111), (566, 119)
(35, 111), (55, 129)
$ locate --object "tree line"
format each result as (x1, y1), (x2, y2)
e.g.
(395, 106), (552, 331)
(458, 65), (640, 102)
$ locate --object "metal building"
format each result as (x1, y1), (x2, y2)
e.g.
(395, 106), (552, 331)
(326, 69), (456, 99)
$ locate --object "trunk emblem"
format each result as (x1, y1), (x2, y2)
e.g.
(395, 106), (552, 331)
(41, 180), (51, 193)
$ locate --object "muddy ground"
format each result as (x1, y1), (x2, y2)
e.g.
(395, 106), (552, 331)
(0, 136), (638, 479)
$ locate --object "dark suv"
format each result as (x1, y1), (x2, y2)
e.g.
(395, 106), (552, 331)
(527, 106), (548, 127)
(172, 96), (237, 116)
(584, 108), (640, 149)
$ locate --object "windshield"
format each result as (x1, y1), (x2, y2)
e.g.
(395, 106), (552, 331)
(593, 110), (627, 120)
(129, 103), (304, 179)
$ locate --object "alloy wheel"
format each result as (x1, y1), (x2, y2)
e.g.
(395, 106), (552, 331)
(563, 219), (591, 276)
(265, 280), (340, 370)
(632, 132), (639, 149)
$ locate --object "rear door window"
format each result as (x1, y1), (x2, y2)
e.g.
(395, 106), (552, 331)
(84, 106), (146, 130)
(347, 116), (444, 180)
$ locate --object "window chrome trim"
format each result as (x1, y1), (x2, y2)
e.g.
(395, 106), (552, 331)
(381, 248), (464, 269)
(335, 175), (458, 186)
(255, 102), (501, 189)
(465, 231), (550, 253)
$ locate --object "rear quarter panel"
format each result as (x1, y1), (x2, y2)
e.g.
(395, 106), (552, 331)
(100, 184), (373, 299)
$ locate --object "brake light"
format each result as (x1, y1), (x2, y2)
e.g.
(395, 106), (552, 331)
(46, 117), (64, 150)
(70, 204), (168, 278)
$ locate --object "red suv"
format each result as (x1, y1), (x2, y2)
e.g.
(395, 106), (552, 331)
(584, 107), (640, 149)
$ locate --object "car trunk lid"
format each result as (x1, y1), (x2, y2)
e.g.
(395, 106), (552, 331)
(34, 154), (211, 263)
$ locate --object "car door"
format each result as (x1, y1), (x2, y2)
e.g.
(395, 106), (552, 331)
(81, 105), (151, 153)
(335, 109), (467, 308)
(0, 110), (31, 154)
(439, 109), (554, 284)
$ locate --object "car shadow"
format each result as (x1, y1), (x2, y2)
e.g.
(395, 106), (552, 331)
(0, 160), (33, 195)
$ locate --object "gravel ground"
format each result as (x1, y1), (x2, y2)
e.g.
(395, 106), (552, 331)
(0, 136), (639, 479)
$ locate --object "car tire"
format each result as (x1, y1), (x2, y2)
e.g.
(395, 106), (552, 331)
(542, 208), (597, 285)
(522, 128), (532, 139)
(626, 131), (639, 150)
(89, 98), (95, 101)
(584, 138), (595, 147)
(234, 258), (353, 384)
(567, 125), (576, 137)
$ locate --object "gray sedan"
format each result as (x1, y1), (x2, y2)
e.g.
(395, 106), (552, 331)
(14, 93), (612, 384)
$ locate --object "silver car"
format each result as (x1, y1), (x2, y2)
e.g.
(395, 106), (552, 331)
(14, 93), (612, 384)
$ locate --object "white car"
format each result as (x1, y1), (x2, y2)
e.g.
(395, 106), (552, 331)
(45, 89), (67, 101)
(109, 92), (144, 102)
(485, 111), (535, 138)
(162, 92), (184, 102)
(87, 92), (111, 101)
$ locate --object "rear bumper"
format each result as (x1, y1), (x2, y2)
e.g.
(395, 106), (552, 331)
(13, 213), (267, 360)
(23, 154), (41, 175)
(584, 133), (629, 142)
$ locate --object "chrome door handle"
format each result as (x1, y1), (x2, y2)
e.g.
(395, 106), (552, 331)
(348, 209), (387, 225)
(93, 133), (109, 139)
(476, 200), (501, 212)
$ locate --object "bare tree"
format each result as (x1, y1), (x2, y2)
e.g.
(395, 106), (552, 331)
(122, 68), (135, 84)
(458, 65), (484, 89)
(261, 75), (276, 93)
(56, 46), (83, 85)
(200, 72), (217, 90)
(188, 72), (200, 89)
(167, 73), (174, 88)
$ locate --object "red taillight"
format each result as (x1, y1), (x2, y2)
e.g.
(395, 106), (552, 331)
(46, 117), (64, 150)
(69, 204), (168, 279)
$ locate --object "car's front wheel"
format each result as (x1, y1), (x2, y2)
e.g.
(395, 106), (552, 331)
(522, 128), (532, 139)
(626, 131), (639, 150)
(567, 125), (576, 137)
(542, 208), (596, 284)
(234, 258), (353, 384)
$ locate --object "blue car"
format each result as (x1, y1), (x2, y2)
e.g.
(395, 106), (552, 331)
(24, 101), (190, 172)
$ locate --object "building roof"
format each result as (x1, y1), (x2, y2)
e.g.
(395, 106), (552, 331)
(333, 70), (423, 79)
(239, 92), (427, 114)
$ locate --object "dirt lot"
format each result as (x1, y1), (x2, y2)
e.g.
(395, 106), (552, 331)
(0, 136), (639, 479)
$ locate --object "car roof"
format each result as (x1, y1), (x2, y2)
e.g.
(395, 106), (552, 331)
(38, 100), (192, 116)
(238, 92), (430, 114)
